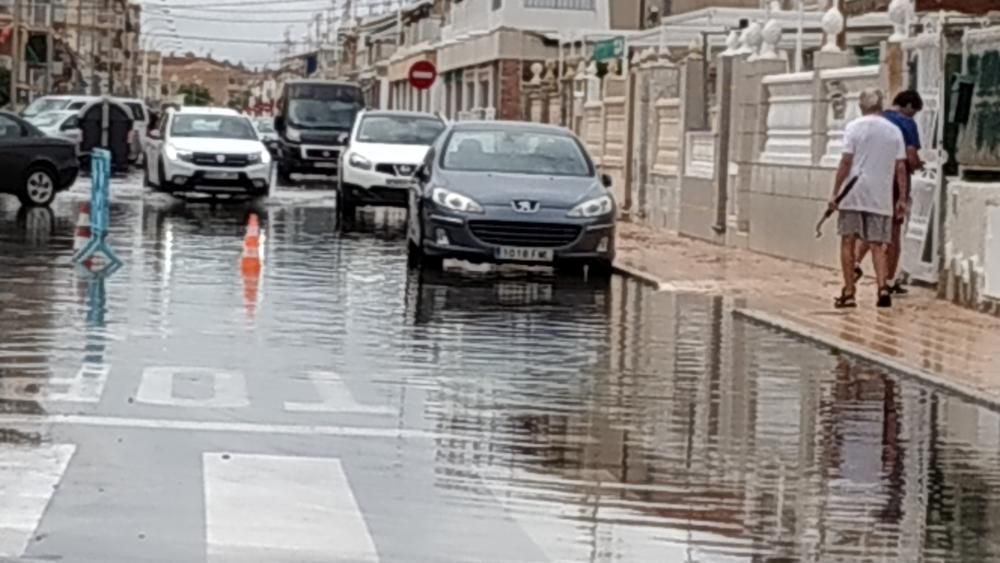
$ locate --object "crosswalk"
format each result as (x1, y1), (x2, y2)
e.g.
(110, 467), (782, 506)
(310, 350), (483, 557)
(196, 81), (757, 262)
(0, 445), (76, 558)
(203, 453), (379, 563)
(2, 447), (379, 562)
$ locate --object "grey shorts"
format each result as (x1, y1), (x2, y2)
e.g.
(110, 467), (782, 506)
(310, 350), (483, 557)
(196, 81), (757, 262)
(838, 210), (892, 244)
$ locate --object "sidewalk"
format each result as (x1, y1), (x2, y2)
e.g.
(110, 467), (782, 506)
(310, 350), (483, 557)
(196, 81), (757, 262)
(614, 221), (1000, 406)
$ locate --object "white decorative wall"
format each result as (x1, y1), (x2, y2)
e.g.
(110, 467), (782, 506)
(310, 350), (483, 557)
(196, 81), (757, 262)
(685, 132), (716, 180)
(760, 71), (814, 166)
(987, 206), (1000, 300)
(819, 65), (880, 167)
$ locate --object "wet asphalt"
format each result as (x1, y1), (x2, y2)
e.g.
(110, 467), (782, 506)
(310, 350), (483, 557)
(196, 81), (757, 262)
(1, 175), (1000, 562)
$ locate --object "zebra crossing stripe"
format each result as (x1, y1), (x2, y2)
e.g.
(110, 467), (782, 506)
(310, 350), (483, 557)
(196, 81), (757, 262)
(0, 444), (75, 557)
(203, 453), (379, 562)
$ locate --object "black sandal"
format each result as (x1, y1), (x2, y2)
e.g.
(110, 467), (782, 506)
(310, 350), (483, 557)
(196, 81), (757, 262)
(877, 287), (893, 308)
(835, 289), (857, 309)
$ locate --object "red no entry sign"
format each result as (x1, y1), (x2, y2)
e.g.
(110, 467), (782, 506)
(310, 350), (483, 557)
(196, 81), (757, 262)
(408, 60), (437, 90)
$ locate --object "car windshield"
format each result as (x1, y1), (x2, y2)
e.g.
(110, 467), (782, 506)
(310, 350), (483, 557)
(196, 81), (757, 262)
(357, 115), (444, 145)
(442, 129), (591, 177)
(23, 98), (71, 117)
(170, 114), (258, 140)
(28, 112), (72, 128)
(288, 99), (359, 130)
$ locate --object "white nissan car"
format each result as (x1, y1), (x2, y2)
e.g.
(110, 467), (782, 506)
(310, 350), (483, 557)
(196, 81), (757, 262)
(338, 110), (446, 217)
(144, 107), (272, 197)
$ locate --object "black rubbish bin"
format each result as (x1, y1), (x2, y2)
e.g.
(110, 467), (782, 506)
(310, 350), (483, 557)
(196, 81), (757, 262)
(79, 98), (134, 174)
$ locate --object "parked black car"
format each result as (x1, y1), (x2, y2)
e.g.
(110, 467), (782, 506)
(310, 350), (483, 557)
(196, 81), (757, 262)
(0, 111), (79, 207)
(407, 120), (616, 274)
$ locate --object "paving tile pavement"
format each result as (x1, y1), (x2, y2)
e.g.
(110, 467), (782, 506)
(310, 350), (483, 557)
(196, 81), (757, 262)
(614, 221), (1000, 405)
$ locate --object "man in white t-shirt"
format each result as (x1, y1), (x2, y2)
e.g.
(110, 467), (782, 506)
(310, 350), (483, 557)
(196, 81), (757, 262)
(829, 88), (908, 309)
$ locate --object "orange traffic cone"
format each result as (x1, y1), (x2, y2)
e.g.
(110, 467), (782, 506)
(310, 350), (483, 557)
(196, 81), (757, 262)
(74, 202), (94, 269)
(241, 213), (262, 275)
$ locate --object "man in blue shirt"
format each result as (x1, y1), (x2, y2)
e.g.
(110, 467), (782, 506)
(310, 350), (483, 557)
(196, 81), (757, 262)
(855, 90), (924, 295)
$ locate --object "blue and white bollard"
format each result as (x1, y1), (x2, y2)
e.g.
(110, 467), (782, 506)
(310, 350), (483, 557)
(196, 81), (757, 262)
(73, 148), (122, 272)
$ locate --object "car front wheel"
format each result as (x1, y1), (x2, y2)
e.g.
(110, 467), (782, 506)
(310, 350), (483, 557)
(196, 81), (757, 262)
(18, 166), (58, 207)
(277, 164), (292, 186)
(337, 186), (356, 219)
(157, 158), (167, 190)
(586, 259), (614, 279)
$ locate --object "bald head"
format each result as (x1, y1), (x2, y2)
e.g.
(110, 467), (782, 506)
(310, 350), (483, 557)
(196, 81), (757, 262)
(858, 87), (884, 115)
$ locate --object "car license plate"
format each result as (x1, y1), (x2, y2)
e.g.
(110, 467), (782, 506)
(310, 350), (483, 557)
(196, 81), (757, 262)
(496, 247), (554, 262)
(204, 172), (237, 180)
(497, 282), (554, 304)
(314, 162), (337, 169)
(386, 178), (413, 187)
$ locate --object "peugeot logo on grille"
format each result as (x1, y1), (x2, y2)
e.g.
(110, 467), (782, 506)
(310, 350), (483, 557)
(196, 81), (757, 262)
(216, 154), (226, 164)
(397, 165), (414, 175)
(512, 200), (540, 213)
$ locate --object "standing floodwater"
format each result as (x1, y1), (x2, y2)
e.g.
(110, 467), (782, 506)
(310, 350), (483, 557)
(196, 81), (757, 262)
(0, 179), (998, 562)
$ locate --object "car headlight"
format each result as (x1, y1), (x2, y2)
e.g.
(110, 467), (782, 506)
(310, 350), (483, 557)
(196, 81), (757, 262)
(349, 153), (372, 170)
(165, 144), (193, 162)
(285, 126), (302, 142)
(568, 195), (614, 218)
(248, 151), (270, 164)
(431, 187), (483, 214)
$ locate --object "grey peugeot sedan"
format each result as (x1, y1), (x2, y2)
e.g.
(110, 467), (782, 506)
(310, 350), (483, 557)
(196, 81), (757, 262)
(406, 120), (615, 273)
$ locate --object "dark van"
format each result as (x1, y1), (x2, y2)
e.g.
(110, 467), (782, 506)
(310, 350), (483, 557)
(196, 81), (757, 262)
(273, 79), (364, 183)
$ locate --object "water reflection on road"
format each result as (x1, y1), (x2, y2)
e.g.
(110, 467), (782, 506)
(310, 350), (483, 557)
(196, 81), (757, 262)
(0, 185), (999, 561)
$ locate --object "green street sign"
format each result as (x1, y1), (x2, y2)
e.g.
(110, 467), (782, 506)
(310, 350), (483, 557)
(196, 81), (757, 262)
(593, 37), (625, 62)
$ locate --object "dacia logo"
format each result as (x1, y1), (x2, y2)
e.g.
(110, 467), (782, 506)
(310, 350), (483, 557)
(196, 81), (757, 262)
(216, 155), (226, 163)
(511, 200), (540, 213)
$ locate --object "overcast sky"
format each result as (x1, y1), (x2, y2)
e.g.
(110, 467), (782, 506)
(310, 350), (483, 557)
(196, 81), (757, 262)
(148, 0), (405, 70)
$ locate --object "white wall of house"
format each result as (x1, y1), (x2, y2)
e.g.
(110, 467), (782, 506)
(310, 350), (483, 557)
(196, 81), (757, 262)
(445, 0), (610, 38)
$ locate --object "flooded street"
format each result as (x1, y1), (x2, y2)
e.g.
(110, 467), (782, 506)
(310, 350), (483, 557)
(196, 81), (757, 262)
(1, 178), (1000, 562)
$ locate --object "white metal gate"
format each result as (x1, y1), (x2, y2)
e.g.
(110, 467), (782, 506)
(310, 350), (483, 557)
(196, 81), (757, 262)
(902, 24), (944, 284)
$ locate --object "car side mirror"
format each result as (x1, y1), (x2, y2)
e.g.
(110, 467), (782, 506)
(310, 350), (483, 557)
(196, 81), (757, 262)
(274, 115), (285, 131)
(601, 173), (613, 188)
(148, 129), (162, 140)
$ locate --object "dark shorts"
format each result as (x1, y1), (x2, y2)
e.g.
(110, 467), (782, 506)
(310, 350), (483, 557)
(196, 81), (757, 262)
(838, 211), (893, 244)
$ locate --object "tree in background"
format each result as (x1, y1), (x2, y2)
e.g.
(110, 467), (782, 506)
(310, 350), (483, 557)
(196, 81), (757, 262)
(179, 83), (213, 106)
(228, 90), (250, 112)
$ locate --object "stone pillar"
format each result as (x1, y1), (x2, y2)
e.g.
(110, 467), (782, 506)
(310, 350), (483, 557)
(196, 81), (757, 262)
(882, 41), (906, 100)
(810, 52), (852, 167)
(680, 56), (706, 133)
(497, 59), (523, 121)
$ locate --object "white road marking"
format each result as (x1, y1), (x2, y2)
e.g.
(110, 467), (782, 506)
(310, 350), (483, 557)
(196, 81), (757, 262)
(285, 371), (393, 414)
(0, 444), (75, 557)
(0, 414), (440, 440)
(0, 363), (110, 404)
(204, 453), (379, 562)
(137, 367), (250, 408)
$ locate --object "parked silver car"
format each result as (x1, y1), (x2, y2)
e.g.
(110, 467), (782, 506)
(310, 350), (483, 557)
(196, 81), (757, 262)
(406, 120), (615, 274)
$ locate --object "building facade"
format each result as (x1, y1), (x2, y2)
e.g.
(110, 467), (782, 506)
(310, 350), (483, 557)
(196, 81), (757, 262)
(160, 54), (257, 108)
